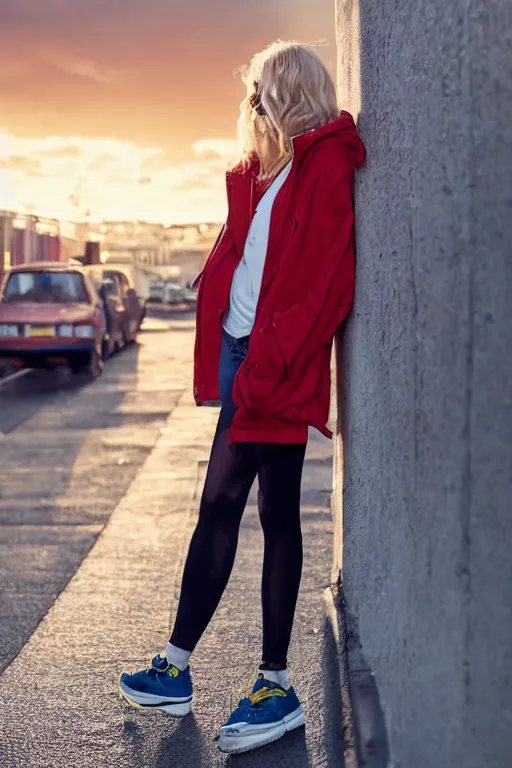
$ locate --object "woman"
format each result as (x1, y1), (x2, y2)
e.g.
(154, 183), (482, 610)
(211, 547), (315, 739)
(120, 40), (365, 754)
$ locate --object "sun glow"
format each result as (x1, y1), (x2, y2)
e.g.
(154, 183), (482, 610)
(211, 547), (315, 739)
(0, 133), (240, 224)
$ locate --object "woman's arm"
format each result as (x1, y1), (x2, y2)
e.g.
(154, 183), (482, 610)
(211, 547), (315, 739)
(233, 159), (358, 417)
(267, 164), (356, 375)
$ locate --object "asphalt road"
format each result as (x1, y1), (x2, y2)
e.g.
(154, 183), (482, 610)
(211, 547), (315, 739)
(0, 315), (191, 673)
(0, 312), (343, 767)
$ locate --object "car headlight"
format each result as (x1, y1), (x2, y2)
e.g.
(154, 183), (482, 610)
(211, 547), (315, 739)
(57, 324), (74, 338)
(74, 324), (95, 339)
(0, 324), (19, 337)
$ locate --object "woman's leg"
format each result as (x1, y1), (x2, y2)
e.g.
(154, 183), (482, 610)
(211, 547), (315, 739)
(169, 424), (261, 651)
(257, 442), (307, 670)
(217, 442), (307, 752)
(119, 333), (259, 715)
(169, 331), (260, 652)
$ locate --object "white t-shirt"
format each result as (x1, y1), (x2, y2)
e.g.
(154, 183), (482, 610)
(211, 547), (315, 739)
(224, 161), (292, 339)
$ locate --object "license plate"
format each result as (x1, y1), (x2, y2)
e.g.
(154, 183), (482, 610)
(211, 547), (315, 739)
(29, 326), (55, 337)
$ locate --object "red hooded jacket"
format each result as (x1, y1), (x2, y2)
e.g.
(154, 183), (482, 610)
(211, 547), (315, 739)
(193, 111), (365, 444)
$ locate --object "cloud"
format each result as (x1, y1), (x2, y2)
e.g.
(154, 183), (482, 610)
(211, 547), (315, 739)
(0, 0), (336, 166)
(0, 0), (335, 222)
(0, 154), (44, 177)
(0, 132), (232, 224)
(192, 138), (240, 164)
(36, 146), (83, 159)
(33, 46), (133, 85)
(55, 58), (123, 85)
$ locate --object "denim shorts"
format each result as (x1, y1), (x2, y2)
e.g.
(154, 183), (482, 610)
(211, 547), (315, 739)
(217, 330), (250, 431)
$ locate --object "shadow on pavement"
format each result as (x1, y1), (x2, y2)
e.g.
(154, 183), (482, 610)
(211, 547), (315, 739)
(0, 341), (162, 672)
(227, 726), (310, 767)
(154, 716), (212, 768)
(120, 714), (211, 768)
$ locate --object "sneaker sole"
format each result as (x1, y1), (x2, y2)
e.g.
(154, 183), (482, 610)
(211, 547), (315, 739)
(217, 704), (305, 754)
(119, 679), (192, 717)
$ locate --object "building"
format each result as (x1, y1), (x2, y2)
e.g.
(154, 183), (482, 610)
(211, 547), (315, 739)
(0, 212), (84, 284)
(0, 212), (221, 295)
(331, 2), (512, 766)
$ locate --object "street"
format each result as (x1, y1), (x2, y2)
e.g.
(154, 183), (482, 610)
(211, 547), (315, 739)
(0, 313), (343, 767)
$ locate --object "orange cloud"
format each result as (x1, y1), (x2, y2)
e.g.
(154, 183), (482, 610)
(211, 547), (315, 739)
(0, 0), (337, 221)
(0, 132), (240, 223)
(47, 55), (132, 85)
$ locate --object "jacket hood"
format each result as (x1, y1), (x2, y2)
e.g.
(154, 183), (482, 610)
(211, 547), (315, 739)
(292, 110), (366, 169)
(229, 111), (365, 180)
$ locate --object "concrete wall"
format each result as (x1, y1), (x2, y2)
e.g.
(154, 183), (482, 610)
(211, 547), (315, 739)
(334, 1), (512, 766)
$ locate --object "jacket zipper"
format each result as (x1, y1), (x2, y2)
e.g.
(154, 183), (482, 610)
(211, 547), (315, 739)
(249, 176), (255, 222)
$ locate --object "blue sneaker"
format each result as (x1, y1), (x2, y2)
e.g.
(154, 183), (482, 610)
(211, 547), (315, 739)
(218, 674), (305, 754)
(119, 654), (192, 716)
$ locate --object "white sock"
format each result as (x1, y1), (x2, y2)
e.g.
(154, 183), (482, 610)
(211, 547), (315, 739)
(164, 642), (191, 671)
(260, 668), (291, 690)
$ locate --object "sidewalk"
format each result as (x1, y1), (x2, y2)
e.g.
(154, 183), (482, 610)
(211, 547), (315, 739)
(0, 366), (343, 766)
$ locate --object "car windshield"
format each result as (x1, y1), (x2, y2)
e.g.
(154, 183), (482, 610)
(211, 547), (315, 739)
(3, 271), (89, 304)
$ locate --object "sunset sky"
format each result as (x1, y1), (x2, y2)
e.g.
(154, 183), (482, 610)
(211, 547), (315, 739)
(0, 0), (336, 224)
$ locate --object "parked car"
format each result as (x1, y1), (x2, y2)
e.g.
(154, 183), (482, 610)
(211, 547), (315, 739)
(87, 266), (145, 353)
(161, 281), (197, 306)
(181, 283), (198, 306)
(163, 282), (183, 305)
(148, 277), (165, 303)
(0, 262), (106, 376)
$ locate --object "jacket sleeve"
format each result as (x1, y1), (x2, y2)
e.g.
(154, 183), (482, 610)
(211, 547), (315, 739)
(268, 171), (356, 375)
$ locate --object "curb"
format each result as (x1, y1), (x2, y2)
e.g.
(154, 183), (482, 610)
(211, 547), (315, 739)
(324, 582), (358, 768)
(324, 582), (390, 768)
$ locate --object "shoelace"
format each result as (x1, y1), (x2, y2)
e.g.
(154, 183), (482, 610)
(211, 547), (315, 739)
(247, 685), (287, 707)
(149, 657), (179, 678)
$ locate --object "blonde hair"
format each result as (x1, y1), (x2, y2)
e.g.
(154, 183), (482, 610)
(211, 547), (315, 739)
(237, 41), (339, 180)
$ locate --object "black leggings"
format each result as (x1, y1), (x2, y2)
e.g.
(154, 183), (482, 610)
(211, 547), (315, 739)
(170, 418), (306, 669)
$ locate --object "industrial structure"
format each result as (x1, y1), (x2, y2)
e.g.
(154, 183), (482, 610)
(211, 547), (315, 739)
(0, 212), (221, 295)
